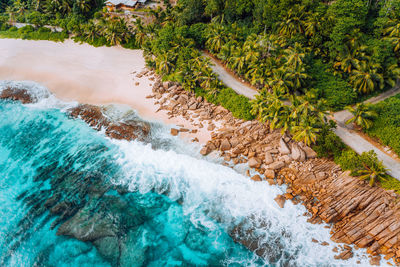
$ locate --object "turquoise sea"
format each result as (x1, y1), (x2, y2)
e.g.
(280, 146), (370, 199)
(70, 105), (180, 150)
(0, 81), (373, 266)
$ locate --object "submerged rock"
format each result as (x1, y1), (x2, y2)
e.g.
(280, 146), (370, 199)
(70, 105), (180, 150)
(0, 88), (33, 103)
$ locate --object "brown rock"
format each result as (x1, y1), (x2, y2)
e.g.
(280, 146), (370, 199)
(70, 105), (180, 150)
(264, 169), (275, 179)
(279, 138), (291, 155)
(321, 242), (329, 246)
(369, 256), (381, 266)
(162, 81), (170, 90)
(248, 157), (261, 168)
(312, 206), (319, 214)
(312, 238), (319, 243)
(274, 195), (286, 208)
(269, 161), (285, 170)
(251, 175), (262, 182)
(0, 88), (33, 103)
(200, 146), (211, 156)
(220, 139), (231, 151)
(303, 146), (317, 159)
(170, 128), (179, 136)
(291, 143), (306, 162)
(264, 152), (274, 165)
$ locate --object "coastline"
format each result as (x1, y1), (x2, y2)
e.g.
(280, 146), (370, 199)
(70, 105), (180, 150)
(0, 38), (211, 143)
(2, 39), (400, 265)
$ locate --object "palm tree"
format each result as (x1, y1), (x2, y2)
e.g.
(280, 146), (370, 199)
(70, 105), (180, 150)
(292, 121), (320, 146)
(76, 0), (90, 14)
(354, 151), (389, 186)
(5, 5), (16, 24)
(267, 68), (294, 93)
(14, 0), (27, 17)
(345, 103), (378, 129)
(228, 47), (247, 75)
(383, 63), (400, 88)
(285, 66), (310, 90)
(350, 62), (384, 94)
(84, 22), (99, 43)
(383, 19), (400, 53)
(155, 52), (175, 75)
(102, 18), (130, 46)
(304, 14), (320, 37)
(284, 43), (305, 70)
(205, 23), (228, 54)
(277, 6), (305, 37)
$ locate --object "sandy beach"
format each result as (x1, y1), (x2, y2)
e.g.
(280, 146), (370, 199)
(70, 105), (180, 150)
(0, 38), (210, 142)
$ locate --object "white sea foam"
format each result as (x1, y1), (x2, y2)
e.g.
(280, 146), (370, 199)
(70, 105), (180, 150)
(110, 137), (384, 266)
(1, 79), (389, 266)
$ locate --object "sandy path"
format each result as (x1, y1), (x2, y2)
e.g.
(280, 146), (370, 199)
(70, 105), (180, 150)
(0, 38), (210, 143)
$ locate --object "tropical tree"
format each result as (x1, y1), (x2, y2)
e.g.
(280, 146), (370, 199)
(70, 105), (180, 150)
(277, 6), (305, 38)
(228, 47), (247, 74)
(14, 0), (27, 17)
(267, 68), (294, 93)
(155, 52), (175, 75)
(383, 19), (400, 53)
(84, 22), (99, 42)
(349, 62), (384, 94)
(5, 5), (16, 23)
(285, 66), (310, 90)
(102, 18), (130, 46)
(76, 0), (90, 14)
(292, 120), (321, 146)
(205, 23), (228, 54)
(283, 43), (306, 70)
(353, 151), (389, 186)
(345, 103), (378, 129)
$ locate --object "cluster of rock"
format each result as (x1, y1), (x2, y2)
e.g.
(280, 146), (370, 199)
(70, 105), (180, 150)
(0, 87), (33, 103)
(149, 76), (400, 265)
(278, 160), (400, 265)
(68, 104), (151, 142)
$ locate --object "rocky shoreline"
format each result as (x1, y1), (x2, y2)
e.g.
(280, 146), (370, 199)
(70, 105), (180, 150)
(2, 80), (400, 265)
(144, 75), (400, 266)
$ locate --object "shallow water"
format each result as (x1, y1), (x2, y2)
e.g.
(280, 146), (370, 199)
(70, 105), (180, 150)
(0, 81), (376, 266)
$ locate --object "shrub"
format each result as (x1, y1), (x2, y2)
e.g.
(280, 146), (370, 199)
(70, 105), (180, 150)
(18, 25), (35, 34)
(309, 60), (357, 110)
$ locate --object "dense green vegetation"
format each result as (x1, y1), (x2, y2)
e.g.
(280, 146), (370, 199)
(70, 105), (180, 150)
(367, 94), (400, 155)
(1, 0), (400, 188)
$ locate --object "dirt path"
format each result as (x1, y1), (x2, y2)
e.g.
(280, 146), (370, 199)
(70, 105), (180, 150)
(205, 53), (258, 100)
(205, 53), (400, 179)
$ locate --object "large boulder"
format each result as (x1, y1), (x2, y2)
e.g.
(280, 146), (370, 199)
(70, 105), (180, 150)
(248, 157), (261, 168)
(279, 138), (291, 155)
(274, 195), (286, 208)
(291, 143), (306, 162)
(303, 146), (318, 159)
(220, 139), (232, 151)
(264, 169), (275, 179)
(269, 161), (285, 170)
(200, 146), (211, 156)
(264, 152), (274, 165)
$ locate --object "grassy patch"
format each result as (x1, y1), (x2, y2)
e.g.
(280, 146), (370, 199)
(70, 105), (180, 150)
(366, 94), (400, 155)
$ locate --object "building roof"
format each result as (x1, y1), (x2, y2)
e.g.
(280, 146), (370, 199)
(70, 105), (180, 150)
(105, 0), (138, 6)
(105, 0), (146, 6)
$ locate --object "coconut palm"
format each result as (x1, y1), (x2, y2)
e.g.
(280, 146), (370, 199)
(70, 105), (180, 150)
(345, 103), (378, 129)
(304, 13), (320, 37)
(155, 52), (175, 75)
(383, 63), (400, 88)
(277, 6), (305, 37)
(228, 47), (247, 74)
(354, 151), (389, 186)
(5, 5), (16, 23)
(14, 0), (27, 16)
(350, 62), (384, 94)
(84, 22), (99, 42)
(291, 120), (321, 146)
(383, 19), (400, 53)
(284, 43), (306, 70)
(267, 68), (294, 93)
(76, 0), (90, 14)
(205, 23), (228, 54)
(285, 66), (310, 90)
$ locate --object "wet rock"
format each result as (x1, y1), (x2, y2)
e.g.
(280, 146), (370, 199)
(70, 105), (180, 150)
(274, 195), (286, 208)
(0, 88), (33, 103)
(200, 146), (211, 156)
(248, 157), (261, 168)
(264, 169), (275, 179)
(170, 128), (179, 136)
(251, 175), (262, 182)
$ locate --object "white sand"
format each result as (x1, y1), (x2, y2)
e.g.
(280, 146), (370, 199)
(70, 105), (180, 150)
(0, 38), (211, 143)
